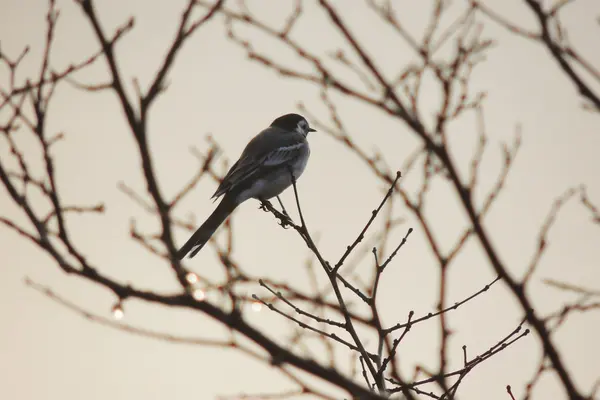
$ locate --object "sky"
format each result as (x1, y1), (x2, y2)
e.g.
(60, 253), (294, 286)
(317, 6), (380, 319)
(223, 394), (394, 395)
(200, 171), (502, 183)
(1, 0), (599, 399)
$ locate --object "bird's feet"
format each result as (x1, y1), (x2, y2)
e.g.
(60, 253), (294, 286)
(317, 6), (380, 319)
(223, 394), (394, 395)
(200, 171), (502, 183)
(276, 214), (293, 229)
(259, 199), (273, 212)
(259, 199), (293, 229)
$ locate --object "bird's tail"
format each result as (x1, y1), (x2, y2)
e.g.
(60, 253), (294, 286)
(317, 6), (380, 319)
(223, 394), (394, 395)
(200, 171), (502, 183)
(176, 195), (239, 259)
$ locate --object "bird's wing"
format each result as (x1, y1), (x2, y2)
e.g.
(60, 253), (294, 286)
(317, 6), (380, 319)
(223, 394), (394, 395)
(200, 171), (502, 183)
(211, 127), (307, 199)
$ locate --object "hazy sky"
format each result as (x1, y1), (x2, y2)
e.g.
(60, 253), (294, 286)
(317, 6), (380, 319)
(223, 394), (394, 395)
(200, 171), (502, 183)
(1, 0), (599, 399)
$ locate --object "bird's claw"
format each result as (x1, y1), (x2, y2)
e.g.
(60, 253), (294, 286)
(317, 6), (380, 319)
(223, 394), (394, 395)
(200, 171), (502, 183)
(260, 199), (293, 228)
(278, 216), (293, 229)
(259, 200), (272, 212)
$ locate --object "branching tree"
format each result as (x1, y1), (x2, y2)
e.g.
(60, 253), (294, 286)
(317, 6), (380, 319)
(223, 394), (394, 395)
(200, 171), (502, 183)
(1, 0), (598, 399)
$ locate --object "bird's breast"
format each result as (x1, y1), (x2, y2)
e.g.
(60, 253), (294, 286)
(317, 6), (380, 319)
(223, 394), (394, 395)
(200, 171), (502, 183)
(290, 144), (310, 177)
(241, 144), (310, 201)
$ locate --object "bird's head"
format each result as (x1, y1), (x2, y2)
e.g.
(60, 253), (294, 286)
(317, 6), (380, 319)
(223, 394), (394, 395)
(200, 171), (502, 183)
(271, 113), (316, 136)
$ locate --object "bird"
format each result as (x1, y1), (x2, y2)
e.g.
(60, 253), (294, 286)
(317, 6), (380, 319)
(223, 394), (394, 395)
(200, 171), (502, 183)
(176, 113), (315, 259)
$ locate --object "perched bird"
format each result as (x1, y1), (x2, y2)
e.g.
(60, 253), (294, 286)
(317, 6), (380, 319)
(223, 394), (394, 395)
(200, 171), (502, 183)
(176, 113), (315, 259)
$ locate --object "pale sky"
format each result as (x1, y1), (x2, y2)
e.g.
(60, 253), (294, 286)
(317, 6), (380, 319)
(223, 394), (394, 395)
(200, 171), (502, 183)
(1, 0), (599, 399)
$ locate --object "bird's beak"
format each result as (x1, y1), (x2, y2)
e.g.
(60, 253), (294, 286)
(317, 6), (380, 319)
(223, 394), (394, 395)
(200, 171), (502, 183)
(309, 128), (317, 132)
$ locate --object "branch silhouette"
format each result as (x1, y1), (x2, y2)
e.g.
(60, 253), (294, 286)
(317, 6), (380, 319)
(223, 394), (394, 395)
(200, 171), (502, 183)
(1, 1), (597, 399)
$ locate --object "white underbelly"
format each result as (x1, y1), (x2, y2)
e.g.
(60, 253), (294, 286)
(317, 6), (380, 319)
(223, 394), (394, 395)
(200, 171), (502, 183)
(238, 150), (310, 201)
